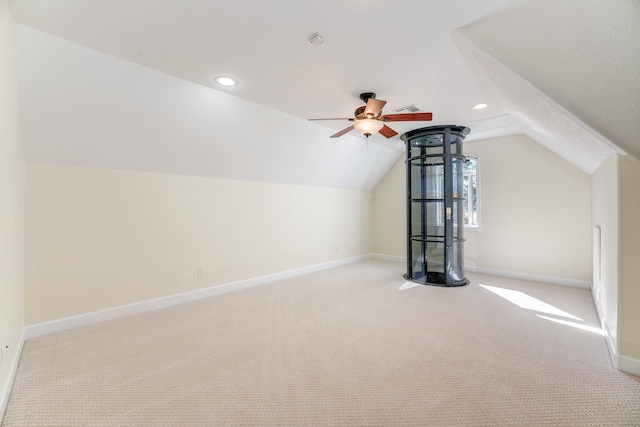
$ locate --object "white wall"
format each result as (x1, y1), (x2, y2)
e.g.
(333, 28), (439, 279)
(0, 0), (25, 416)
(15, 23), (400, 191)
(591, 154), (640, 371)
(617, 157), (640, 361)
(591, 154), (619, 349)
(372, 155), (405, 257)
(25, 164), (372, 325)
(372, 133), (592, 283)
(464, 134), (591, 281)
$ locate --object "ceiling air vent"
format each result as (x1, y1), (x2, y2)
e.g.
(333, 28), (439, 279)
(392, 104), (421, 113)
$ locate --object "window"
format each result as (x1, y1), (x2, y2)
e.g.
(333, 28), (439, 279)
(462, 156), (479, 228)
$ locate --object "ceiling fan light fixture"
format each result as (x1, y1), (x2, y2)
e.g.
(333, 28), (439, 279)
(353, 119), (384, 137)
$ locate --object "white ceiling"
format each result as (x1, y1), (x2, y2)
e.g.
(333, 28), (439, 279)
(8, 0), (640, 189)
(457, 0), (640, 173)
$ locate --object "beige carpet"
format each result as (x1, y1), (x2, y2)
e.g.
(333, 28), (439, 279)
(3, 259), (640, 426)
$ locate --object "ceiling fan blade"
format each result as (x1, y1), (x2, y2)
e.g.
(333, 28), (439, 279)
(379, 125), (398, 138)
(364, 98), (386, 118)
(330, 125), (355, 138)
(308, 118), (352, 121)
(381, 112), (433, 122)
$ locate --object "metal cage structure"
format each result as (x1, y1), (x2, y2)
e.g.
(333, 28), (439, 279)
(401, 125), (470, 287)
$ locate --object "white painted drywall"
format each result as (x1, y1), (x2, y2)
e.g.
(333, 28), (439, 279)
(372, 133), (592, 283)
(372, 156), (406, 257)
(464, 134), (591, 281)
(14, 24), (400, 191)
(0, 0), (25, 416)
(618, 157), (640, 360)
(461, 0), (640, 162)
(25, 164), (372, 324)
(591, 154), (619, 350)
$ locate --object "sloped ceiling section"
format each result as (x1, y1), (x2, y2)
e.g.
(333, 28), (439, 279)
(7, 0), (528, 131)
(10, 0), (535, 191)
(456, 0), (640, 173)
(11, 0), (638, 186)
(454, 30), (623, 174)
(15, 25), (400, 190)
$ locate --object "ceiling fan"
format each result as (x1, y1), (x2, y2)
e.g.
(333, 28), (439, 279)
(308, 92), (433, 139)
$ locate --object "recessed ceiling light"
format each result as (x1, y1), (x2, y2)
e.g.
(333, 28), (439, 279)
(472, 103), (488, 110)
(215, 76), (238, 87)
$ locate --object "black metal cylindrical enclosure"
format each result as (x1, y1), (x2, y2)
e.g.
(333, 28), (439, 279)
(401, 125), (470, 287)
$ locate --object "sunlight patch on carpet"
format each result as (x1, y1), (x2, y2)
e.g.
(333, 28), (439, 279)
(399, 281), (422, 291)
(479, 284), (582, 320)
(537, 315), (604, 335)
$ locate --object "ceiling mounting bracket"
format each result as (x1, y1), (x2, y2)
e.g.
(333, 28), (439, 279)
(359, 92), (376, 104)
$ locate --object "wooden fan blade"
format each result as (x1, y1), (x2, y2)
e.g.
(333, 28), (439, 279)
(379, 125), (398, 138)
(381, 112), (433, 122)
(364, 98), (386, 118)
(330, 125), (354, 138)
(308, 118), (352, 121)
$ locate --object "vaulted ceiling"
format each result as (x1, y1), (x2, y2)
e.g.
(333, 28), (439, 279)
(8, 0), (640, 190)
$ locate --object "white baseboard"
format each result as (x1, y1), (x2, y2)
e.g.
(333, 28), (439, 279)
(0, 328), (26, 424)
(617, 354), (640, 377)
(465, 265), (591, 289)
(371, 255), (591, 289)
(25, 254), (372, 340)
(372, 253), (405, 263)
(591, 292), (640, 377)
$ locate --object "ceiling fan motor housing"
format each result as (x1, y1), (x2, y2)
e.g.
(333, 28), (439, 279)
(354, 106), (368, 120)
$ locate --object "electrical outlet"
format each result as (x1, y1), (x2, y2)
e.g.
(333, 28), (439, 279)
(197, 268), (204, 278)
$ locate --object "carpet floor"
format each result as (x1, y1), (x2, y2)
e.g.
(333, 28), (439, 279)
(2, 259), (639, 426)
